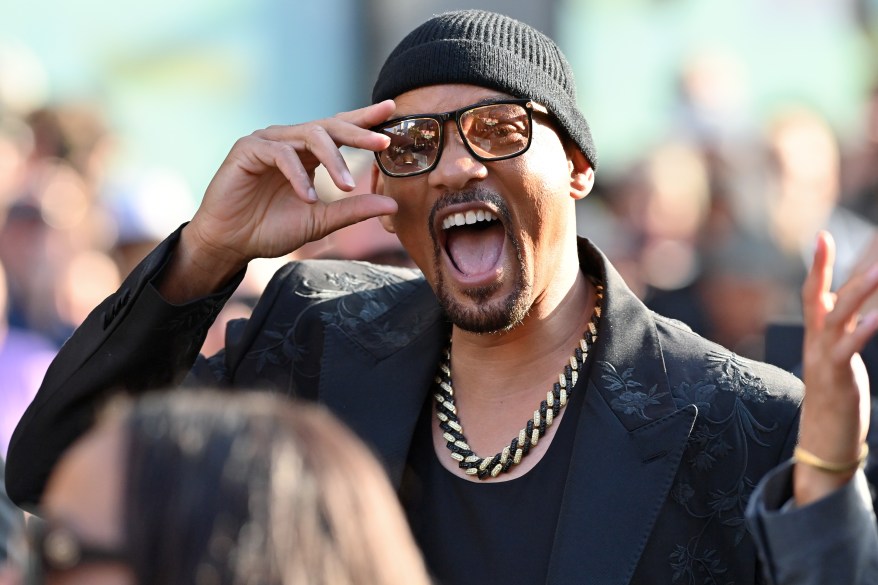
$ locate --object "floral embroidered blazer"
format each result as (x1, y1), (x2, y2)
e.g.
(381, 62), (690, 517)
(8, 228), (873, 584)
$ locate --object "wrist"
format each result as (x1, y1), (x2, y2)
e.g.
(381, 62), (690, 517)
(792, 443), (867, 506)
(157, 225), (248, 303)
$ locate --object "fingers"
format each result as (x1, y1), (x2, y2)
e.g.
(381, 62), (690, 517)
(248, 101), (395, 201)
(826, 265), (878, 332)
(314, 193), (398, 240)
(802, 230), (835, 331)
(230, 134), (319, 203)
(831, 310), (878, 364)
(803, 230), (878, 358)
(796, 231), (877, 504)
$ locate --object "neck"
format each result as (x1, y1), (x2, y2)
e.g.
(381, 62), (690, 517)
(434, 254), (602, 480)
(449, 261), (595, 403)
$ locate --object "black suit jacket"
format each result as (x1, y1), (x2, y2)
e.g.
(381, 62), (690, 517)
(9, 229), (873, 584)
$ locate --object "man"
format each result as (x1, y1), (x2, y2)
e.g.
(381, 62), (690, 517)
(6, 10), (878, 584)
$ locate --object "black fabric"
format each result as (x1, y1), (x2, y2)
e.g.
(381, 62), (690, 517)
(402, 375), (585, 585)
(371, 9), (598, 169)
(12, 233), (845, 582)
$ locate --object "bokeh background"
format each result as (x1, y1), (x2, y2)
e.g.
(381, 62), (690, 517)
(2, 0), (878, 456)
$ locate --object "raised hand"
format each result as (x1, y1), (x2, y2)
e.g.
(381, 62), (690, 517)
(795, 231), (878, 505)
(160, 101), (397, 302)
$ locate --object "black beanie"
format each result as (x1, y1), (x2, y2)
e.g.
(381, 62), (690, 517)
(372, 9), (597, 169)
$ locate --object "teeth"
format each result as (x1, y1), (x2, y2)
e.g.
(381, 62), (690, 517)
(442, 210), (498, 230)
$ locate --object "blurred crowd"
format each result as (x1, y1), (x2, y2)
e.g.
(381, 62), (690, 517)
(1, 50), (877, 463)
(577, 55), (878, 362)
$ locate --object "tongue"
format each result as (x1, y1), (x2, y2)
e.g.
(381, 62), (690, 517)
(446, 224), (504, 276)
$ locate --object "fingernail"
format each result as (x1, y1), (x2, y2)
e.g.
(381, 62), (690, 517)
(341, 170), (355, 189)
(307, 187), (318, 202)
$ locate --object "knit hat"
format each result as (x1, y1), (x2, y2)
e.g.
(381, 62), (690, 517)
(372, 9), (597, 169)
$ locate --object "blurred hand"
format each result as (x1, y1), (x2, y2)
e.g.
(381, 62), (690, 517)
(795, 231), (878, 505)
(161, 101), (398, 301)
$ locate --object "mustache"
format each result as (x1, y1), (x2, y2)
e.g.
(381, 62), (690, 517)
(427, 188), (511, 234)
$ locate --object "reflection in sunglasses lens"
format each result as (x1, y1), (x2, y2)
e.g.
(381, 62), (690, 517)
(374, 100), (535, 177)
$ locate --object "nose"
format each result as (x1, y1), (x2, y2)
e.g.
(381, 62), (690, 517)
(427, 121), (488, 190)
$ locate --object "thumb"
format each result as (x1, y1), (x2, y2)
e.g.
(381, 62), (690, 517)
(317, 193), (398, 238)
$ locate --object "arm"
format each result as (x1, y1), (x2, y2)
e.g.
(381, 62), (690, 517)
(4, 229), (240, 509)
(5, 101), (399, 509)
(747, 231), (878, 584)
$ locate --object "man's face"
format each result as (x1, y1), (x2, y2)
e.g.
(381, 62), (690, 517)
(375, 84), (588, 333)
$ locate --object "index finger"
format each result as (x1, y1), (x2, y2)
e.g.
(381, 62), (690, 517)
(259, 100), (396, 152)
(802, 230), (836, 332)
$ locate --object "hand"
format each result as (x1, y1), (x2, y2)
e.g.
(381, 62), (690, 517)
(795, 230), (878, 505)
(161, 101), (397, 301)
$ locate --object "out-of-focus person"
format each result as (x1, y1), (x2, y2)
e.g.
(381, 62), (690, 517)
(1, 389), (431, 585)
(0, 261), (56, 458)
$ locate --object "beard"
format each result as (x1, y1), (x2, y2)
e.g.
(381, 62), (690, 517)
(429, 188), (532, 334)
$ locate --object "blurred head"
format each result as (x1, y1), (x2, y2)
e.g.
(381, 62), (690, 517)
(12, 391), (430, 585)
(369, 10), (598, 333)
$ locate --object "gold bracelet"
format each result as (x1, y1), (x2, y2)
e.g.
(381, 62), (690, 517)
(793, 443), (869, 474)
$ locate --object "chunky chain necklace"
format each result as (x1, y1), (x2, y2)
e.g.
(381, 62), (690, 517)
(433, 280), (603, 480)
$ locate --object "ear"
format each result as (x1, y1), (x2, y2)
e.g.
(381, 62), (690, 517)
(371, 163), (397, 234)
(568, 148), (595, 201)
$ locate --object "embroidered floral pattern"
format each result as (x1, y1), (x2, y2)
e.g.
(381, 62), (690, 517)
(669, 545), (728, 584)
(597, 351), (769, 583)
(707, 350), (770, 403)
(664, 350), (780, 584)
(599, 361), (668, 421)
(248, 265), (423, 377)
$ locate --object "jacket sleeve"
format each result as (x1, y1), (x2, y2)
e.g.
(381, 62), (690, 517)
(4, 225), (244, 510)
(746, 461), (878, 584)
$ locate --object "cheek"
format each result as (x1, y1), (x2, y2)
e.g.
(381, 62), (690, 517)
(381, 184), (433, 265)
(511, 151), (573, 244)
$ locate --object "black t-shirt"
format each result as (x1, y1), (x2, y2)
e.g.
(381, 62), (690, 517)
(400, 377), (586, 585)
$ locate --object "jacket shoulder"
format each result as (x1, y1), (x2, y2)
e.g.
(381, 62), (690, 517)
(652, 311), (804, 412)
(222, 260), (435, 394)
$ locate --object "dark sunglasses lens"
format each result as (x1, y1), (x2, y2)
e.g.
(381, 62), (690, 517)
(375, 117), (441, 176)
(460, 103), (532, 159)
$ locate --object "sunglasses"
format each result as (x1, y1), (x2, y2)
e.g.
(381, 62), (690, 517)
(372, 98), (548, 177)
(15, 517), (129, 585)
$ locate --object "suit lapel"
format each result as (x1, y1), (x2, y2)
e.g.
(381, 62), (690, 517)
(546, 241), (698, 584)
(318, 279), (447, 487)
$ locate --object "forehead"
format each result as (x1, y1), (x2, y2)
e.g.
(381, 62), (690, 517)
(391, 84), (515, 117)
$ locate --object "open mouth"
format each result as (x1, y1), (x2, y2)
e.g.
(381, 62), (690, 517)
(439, 207), (506, 278)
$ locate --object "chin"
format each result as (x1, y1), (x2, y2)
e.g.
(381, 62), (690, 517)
(437, 280), (532, 334)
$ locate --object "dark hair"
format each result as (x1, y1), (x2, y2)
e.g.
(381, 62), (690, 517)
(110, 390), (430, 585)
